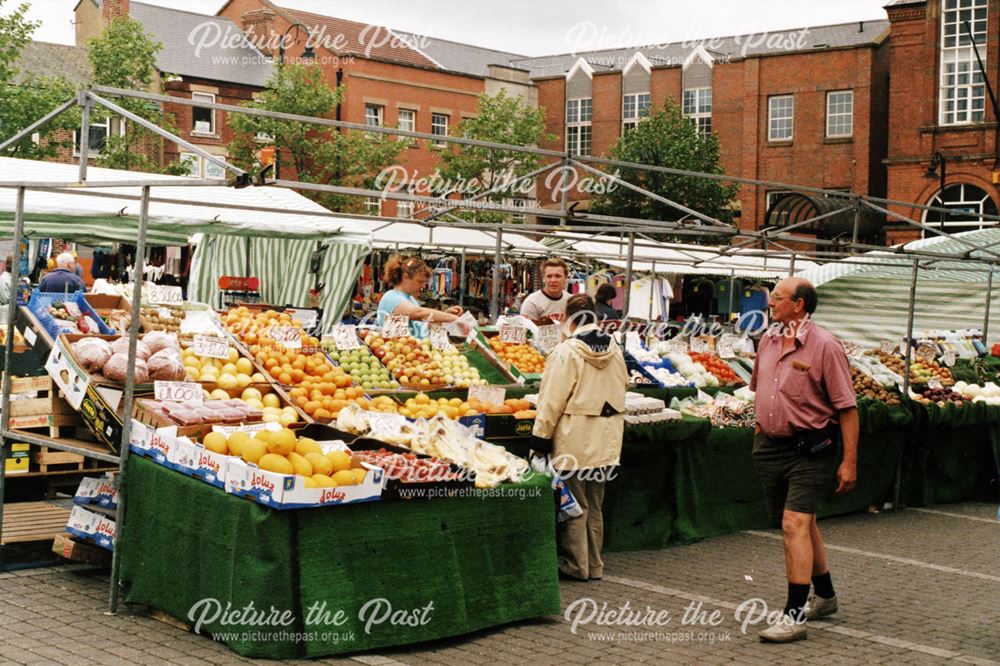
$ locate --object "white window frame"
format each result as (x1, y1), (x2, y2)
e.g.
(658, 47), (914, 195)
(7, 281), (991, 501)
(921, 182), (998, 233)
(73, 117), (111, 157)
(825, 90), (854, 138)
(431, 113), (449, 146)
(191, 92), (216, 136)
(397, 108), (416, 142)
(364, 197), (382, 216)
(396, 200), (414, 219)
(622, 92), (651, 133)
(939, 0), (988, 125)
(509, 197), (528, 222)
(768, 95), (794, 142)
(180, 152), (227, 179)
(566, 98), (592, 156)
(179, 152), (201, 178)
(364, 104), (384, 128)
(682, 87), (712, 136)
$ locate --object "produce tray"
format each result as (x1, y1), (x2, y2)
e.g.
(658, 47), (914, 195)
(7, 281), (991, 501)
(27, 289), (114, 341)
(625, 354), (663, 388)
(349, 436), (476, 500)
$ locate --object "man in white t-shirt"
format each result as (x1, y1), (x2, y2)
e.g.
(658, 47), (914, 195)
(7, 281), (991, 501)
(520, 257), (571, 325)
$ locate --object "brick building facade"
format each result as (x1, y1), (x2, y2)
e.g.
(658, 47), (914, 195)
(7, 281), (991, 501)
(884, 0), (1000, 243)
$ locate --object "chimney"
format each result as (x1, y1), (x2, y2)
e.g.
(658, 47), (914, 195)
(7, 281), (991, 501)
(103, 0), (130, 22)
(242, 9), (276, 56)
(858, 21), (864, 33)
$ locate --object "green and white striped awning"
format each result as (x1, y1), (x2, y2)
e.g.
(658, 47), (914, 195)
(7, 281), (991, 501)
(0, 214), (190, 246)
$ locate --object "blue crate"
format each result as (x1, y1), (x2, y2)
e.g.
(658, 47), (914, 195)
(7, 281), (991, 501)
(26, 289), (114, 341)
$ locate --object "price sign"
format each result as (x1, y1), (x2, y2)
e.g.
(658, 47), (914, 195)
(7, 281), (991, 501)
(154, 380), (203, 403)
(499, 324), (527, 345)
(383, 315), (410, 339)
(534, 325), (560, 354)
(841, 341), (864, 360)
(916, 343), (937, 363)
(148, 285), (183, 305)
(880, 340), (896, 354)
(928, 377), (943, 390)
(942, 350), (957, 367)
(689, 337), (709, 354)
(368, 412), (408, 438)
(429, 325), (452, 351)
(469, 384), (506, 408)
(287, 308), (319, 331)
(665, 338), (688, 354)
(266, 326), (302, 349)
(193, 335), (230, 360)
(718, 334), (741, 359)
(331, 325), (361, 350)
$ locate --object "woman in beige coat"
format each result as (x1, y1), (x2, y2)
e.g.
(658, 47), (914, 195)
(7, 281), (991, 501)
(532, 294), (628, 581)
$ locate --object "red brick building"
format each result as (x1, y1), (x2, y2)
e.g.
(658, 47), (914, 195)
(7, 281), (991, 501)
(884, 0), (1000, 243)
(518, 23), (891, 235)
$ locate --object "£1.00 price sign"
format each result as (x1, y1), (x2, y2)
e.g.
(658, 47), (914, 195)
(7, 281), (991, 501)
(154, 381), (203, 403)
(266, 326), (302, 349)
(193, 335), (230, 360)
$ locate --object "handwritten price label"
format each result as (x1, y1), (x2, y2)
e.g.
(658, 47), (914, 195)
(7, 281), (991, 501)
(287, 308), (318, 332)
(469, 385), (505, 408)
(928, 378), (943, 390)
(689, 337), (708, 354)
(383, 315), (410, 339)
(331, 325), (361, 350)
(193, 335), (230, 360)
(534, 325), (560, 354)
(266, 326), (302, 349)
(154, 380), (203, 403)
(880, 340), (896, 354)
(499, 324), (526, 344)
(916, 343), (937, 363)
(148, 285), (183, 305)
(429, 324), (452, 351)
(942, 351), (956, 367)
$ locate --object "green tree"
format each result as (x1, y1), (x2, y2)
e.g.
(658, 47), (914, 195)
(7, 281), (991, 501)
(228, 63), (408, 213)
(87, 16), (188, 174)
(438, 89), (555, 223)
(590, 99), (739, 240)
(0, 1), (78, 159)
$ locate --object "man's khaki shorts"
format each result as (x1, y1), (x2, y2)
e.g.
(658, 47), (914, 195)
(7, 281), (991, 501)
(751, 431), (839, 526)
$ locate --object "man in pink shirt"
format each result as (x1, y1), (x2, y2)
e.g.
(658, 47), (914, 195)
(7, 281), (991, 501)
(749, 277), (859, 643)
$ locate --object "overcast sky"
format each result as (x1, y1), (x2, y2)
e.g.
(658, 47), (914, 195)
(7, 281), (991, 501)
(12, 0), (891, 56)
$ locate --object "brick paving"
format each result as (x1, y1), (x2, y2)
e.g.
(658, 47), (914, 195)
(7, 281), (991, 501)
(0, 502), (997, 664)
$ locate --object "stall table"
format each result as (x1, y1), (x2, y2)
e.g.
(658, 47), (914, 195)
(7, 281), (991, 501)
(120, 457), (560, 659)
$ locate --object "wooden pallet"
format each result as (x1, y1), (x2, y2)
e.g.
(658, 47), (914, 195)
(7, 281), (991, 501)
(29, 446), (112, 474)
(5, 375), (83, 439)
(0, 501), (72, 545)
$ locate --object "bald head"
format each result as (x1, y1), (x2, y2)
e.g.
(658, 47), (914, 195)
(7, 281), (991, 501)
(770, 277), (817, 324)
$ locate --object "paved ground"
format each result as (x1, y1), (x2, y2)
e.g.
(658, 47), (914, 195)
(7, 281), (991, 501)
(1, 502), (998, 665)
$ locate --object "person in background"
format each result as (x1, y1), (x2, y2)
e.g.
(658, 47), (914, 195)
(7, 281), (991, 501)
(376, 256), (468, 338)
(532, 294), (628, 581)
(595, 283), (620, 321)
(520, 257), (571, 325)
(0, 256), (12, 306)
(750, 277), (858, 643)
(72, 251), (84, 280)
(38, 252), (86, 294)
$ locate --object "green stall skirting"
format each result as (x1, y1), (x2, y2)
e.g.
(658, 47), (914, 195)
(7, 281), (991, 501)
(120, 457), (561, 659)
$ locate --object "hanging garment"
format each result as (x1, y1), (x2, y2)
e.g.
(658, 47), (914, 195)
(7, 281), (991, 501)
(611, 274), (627, 311)
(714, 278), (744, 317)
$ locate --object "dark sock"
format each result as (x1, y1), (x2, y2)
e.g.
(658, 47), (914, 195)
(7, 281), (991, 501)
(784, 583), (810, 622)
(812, 572), (835, 599)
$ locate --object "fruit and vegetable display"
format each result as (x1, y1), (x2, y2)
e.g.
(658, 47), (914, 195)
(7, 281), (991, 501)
(398, 393), (482, 419)
(850, 367), (901, 405)
(675, 388), (756, 428)
(950, 381), (1000, 405)
(688, 352), (743, 386)
(182, 345), (264, 387)
(321, 341), (398, 390)
(874, 350), (954, 387)
(45, 300), (101, 334)
(913, 387), (969, 406)
(138, 398), (264, 426)
(48, 302), (74, 321)
(351, 448), (466, 484)
(992, 343), (1000, 357)
(856, 352), (904, 387)
(71, 331), (187, 383)
(202, 428), (372, 488)
(467, 397), (535, 418)
(364, 333), (485, 389)
(336, 404), (529, 488)
(487, 337), (546, 374)
(660, 351), (720, 388)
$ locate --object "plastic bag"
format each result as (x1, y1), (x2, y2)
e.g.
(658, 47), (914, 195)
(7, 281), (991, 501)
(530, 453), (582, 522)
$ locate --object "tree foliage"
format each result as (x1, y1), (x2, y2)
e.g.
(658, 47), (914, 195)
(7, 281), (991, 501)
(87, 16), (187, 174)
(0, 1), (78, 160)
(589, 99), (739, 241)
(228, 63), (408, 213)
(438, 89), (555, 224)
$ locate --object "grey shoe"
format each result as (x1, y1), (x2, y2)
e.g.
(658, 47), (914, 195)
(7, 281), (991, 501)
(759, 614), (807, 643)
(804, 594), (838, 620)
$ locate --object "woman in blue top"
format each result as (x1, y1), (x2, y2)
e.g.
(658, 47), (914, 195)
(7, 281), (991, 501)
(376, 256), (469, 338)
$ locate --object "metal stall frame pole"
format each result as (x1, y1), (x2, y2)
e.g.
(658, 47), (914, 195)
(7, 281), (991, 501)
(109, 186), (151, 613)
(78, 94), (92, 182)
(0, 188), (26, 565)
(622, 233), (636, 321)
(490, 230), (502, 323)
(892, 257), (920, 510)
(459, 249), (466, 309)
(789, 253), (796, 277)
(984, 268), (994, 343)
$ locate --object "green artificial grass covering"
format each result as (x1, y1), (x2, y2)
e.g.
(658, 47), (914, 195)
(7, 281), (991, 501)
(120, 457), (560, 659)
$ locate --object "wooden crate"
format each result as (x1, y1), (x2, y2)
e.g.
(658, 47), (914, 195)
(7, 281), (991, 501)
(0, 501), (72, 545)
(5, 375), (81, 439)
(52, 532), (112, 566)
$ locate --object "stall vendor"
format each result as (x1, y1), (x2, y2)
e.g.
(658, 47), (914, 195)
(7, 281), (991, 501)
(38, 252), (86, 294)
(520, 257), (571, 325)
(376, 256), (469, 338)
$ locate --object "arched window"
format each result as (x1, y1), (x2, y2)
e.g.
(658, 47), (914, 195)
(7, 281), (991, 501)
(922, 183), (998, 235)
